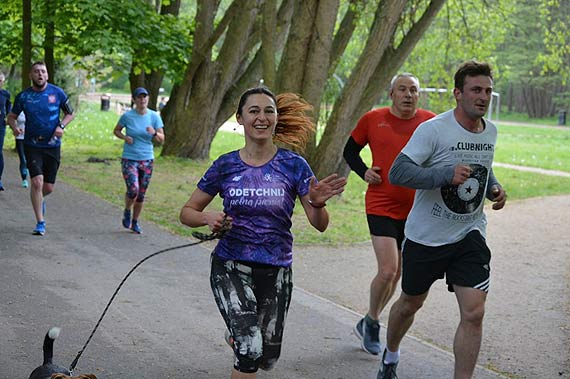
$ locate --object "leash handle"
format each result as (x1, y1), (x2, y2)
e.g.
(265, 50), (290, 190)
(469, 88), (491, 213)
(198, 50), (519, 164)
(69, 225), (229, 372)
(191, 214), (231, 241)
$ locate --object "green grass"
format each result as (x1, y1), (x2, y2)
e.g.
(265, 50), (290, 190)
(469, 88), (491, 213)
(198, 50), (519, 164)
(7, 101), (570, 245)
(494, 124), (570, 172)
(498, 110), (561, 126)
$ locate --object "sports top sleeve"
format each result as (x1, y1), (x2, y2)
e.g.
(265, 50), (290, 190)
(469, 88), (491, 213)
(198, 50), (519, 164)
(343, 136), (367, 180)
(485, 168), (501, 200)
(197, 157), (223, 197)
(389, 153), (454, 190)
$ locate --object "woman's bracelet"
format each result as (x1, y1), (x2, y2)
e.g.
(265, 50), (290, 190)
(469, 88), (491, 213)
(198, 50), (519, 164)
(307, 199), (326, 208)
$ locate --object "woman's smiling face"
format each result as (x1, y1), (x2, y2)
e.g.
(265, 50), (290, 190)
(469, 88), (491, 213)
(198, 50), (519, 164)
(237, 93), (278, 140)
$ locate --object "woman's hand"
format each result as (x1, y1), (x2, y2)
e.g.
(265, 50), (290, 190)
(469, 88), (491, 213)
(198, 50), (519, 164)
(205, 212), (233, 233)
(308, 173), (347, 206)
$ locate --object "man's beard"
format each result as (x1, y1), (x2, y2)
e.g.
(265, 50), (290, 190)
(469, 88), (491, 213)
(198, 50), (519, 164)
(32, 79), (46, 89)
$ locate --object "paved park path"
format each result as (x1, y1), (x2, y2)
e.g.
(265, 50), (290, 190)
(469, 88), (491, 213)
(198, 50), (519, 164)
(0, 151), (568, 378)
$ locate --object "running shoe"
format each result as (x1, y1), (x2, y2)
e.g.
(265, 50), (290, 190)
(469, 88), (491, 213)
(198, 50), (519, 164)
(22, 179), (28, 188)
(122, 209), (131, 229)
(33, 221), (46, 236)
(377, 349), (399, 379)
(131, 220), (142, 234)
(354, 317), (382, 355)
(0, 181), (4, 191)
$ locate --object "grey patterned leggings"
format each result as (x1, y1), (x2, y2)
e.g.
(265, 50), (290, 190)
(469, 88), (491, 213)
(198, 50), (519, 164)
(210, 253), (293, 373)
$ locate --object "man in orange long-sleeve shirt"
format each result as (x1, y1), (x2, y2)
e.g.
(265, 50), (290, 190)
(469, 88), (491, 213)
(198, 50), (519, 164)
(343, 73), (435, 355)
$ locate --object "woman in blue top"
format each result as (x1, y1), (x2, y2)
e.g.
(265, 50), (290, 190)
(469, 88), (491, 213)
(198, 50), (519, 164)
(113, 87), (164, 234)
(180, 87), (346, 378)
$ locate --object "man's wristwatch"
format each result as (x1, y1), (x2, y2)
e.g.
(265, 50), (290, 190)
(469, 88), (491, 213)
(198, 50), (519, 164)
(58, 122), (65, 129)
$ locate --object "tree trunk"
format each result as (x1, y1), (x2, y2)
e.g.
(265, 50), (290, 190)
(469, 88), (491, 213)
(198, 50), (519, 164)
(311, 0), (408, 177)
(128, 67), (164, 111)
(301, 0), (340, 123)
(22, 0), (32, 90)
(44, 1), (56, 84)
(161, 69), (220, 159)
(276, 1), (318, 93)
(329, 0), (362, 73)
(162, 0), (262, 159)
(260, 0), (277, 89)
(311, 0), (446, 177)
(507, 84), (513, 112)
(160, 0), (445, 165)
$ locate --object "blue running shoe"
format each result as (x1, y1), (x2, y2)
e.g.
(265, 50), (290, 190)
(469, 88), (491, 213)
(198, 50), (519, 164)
(131, 220), (142, 234)
(354, 317), (382, 355)
(377, 349), (399, 379)
(122, 209), (131, 229)
(33, 221), (46, 236)
(0, 181), (4, 191)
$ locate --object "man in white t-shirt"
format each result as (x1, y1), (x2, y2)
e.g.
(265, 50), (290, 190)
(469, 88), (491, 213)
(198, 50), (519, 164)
(377, 61), (507, 379)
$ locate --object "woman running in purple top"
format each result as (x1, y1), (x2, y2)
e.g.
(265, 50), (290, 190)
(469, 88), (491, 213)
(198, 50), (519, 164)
(180, 87), (347, 379)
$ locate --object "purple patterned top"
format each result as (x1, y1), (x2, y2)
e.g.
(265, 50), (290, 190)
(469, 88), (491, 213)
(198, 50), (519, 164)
(198, 148), (314, 267)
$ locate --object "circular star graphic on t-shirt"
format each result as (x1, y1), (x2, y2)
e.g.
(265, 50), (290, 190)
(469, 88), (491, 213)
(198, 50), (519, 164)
(441, 164), (487, 214)
(457, 178), (479, 202)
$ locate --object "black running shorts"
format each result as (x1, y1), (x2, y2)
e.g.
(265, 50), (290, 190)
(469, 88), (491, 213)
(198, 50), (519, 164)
(366, 215), (406, 250)
(401, 230), (491, 295)
(24, 145), (61, 184)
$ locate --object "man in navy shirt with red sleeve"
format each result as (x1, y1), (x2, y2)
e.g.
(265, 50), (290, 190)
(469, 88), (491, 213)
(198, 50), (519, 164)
(7, 61), (75, 236)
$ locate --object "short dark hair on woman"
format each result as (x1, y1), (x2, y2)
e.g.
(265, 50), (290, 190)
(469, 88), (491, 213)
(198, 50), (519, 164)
(454, 61), (493, 91)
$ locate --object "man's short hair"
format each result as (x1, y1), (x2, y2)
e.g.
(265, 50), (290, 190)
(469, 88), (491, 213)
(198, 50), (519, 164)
(454, 61), (493, 91)
(31, 61), (47, 70)
(390, 73), (420, 90)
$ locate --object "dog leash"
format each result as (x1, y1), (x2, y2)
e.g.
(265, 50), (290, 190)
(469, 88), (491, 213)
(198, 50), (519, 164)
(69, 219), (230, 373)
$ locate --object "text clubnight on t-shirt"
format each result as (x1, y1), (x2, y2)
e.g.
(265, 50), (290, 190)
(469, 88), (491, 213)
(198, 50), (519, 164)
(198, 149), (314, 267)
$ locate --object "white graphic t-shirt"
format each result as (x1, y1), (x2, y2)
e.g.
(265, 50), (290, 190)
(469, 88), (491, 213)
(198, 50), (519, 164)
(402, 110), (497, 246)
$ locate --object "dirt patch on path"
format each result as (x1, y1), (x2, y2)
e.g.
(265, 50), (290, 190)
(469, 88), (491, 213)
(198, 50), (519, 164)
(293, 195), (570, 378)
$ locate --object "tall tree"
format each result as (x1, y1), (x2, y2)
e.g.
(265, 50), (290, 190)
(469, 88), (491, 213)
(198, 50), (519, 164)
(161, 0), (446, 179)
(43, 0), (56, 83)
(130, 0), (183, 110)
(313, 0), (446, 175)
(161, 0), (274, 158)
(22, 0), (32, 90)
(493, 0), (569, 117)
(399, 0), (515, 116)
(537, 0), (570, 84)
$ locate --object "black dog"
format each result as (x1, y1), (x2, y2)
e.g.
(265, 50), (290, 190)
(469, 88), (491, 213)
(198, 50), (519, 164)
(28, 327), (97, 379)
